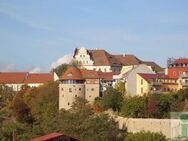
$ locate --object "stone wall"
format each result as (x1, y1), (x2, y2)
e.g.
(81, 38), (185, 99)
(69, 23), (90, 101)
(115, 116), (182, 139)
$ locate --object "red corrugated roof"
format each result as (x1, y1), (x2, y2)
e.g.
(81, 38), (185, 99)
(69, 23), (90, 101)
(29, 133), (63, 141)
(24, 73), (53, 83)
(0, 72), (28, 84)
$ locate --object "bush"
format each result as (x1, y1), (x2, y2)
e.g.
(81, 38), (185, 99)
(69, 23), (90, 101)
(124, 131), (168, 141)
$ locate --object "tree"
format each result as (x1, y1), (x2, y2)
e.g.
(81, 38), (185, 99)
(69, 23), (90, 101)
(102, 87), (123, 112)
(121, 96), (148, 118)
(115, 81), (126, 95)
(57, 97), (120, 141)
(52, 64), (69, 77)
(147, 95), (159, 118)
(124, 131), (168, 141)
(81, 114), (119, 141)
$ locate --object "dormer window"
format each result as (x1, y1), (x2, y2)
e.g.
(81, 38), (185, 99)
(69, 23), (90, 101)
(67, 73), (73, 77)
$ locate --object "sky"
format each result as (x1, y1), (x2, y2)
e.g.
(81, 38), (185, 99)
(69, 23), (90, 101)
(0, 0), (188, 72)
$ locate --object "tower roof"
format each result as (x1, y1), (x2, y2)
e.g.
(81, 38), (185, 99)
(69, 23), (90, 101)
(60, 66), (84, 80)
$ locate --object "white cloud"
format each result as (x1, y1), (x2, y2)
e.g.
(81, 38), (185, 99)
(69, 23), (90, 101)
(0, 63), (17, 71)
(51, 54), (72, 69)
(29, 67), (41, 73)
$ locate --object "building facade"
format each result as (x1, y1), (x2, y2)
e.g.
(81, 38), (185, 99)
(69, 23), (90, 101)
(167, 58), (188, 79)
(73, 47), (163, 73)
(0, 72), (58, 91)
(59, 67), (100, 110)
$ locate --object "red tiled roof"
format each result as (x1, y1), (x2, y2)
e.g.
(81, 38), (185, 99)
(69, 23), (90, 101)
(138, 73), (157, 82)
(80, 69), (99, 79)
(24, 73), (53, 83)
(0, 72), (28, 84)
(138, 73), (177, 82)
(89, 50), (122, 66)
(175, 58), (188, 64)
(114, 55), (141, 66)
(60, 67), (100, 80)
(29, 133), (63, 141)
(142, 61), (164, 72)
(98, 71), (119, 81)
(60, 66), (84, 80)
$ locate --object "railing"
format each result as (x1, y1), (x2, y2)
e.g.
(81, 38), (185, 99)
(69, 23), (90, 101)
(181, 74), (188, 78)
(181, 82), (188, 86)
(150, 81), (163, 86)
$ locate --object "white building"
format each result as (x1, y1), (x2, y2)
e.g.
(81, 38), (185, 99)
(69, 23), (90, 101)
(73, 47), (163, 73)
(123, 64), (155, 96)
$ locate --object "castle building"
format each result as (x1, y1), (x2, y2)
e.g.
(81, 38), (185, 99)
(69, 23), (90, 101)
(73, 47), (163, 73)
(59, 66), (100, 110)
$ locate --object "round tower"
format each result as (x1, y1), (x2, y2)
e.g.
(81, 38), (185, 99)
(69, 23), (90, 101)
(59, 66), (85, 110)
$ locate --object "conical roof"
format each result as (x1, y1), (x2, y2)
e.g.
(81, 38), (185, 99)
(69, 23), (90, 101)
(60, 66), (84, 80)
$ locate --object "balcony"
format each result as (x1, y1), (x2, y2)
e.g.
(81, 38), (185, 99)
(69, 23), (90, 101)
(181, 74), (188, 78)
(150, 81), (163, 86)
(181, 82), (188, 87)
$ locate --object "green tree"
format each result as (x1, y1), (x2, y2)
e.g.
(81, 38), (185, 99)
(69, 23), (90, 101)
(102, 87), (123, 112)
(52, 64), (69, 77)
(121, 96), (148, 118)
(115, 81), (126, 95)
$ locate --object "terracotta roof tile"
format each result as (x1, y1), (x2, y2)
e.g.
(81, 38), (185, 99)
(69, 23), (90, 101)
(24, 73), (53, 83)
(175, 58), (188, 64)
(29, 133), (63, 141)
(89, 50), (122, 66)
(98, 71), (119, 81)
(138, 73), (177, 83)
(60, 67), (84, 80)
(114, 55), (141, 66)
(80, 69), (99, 79)
(0, 72), (28, 84)
(142, 61), (164, 72)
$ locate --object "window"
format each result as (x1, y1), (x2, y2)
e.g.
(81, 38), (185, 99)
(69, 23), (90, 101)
(61, 88), (64, 91)
(173, 71), (176, 76)
(62, 95), (64, 97)
(79, 88), (81, 91)
(141, 87), (143, 93)
(69, 88), (72, 93)
(75, 95), (77, 97)
(104, 68), (107, 72)
(80, 55), (82, 57)
(67, 102), (70, 105)
(83, 55), (85, 57)
(141, 79), (143, 85)
(91, 88), (94, 91)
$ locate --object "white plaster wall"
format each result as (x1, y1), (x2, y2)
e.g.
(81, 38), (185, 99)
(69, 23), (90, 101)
(6, 84), (23, 91)
(125, 64), (155, 96)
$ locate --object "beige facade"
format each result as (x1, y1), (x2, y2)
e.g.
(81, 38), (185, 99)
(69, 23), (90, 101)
(136, 74), (150, 96)
(59, 83), (85, 110)
(59, 67), (100, 110)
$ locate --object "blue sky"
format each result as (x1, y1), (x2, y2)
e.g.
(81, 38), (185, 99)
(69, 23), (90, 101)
(0, 0), (188, 72)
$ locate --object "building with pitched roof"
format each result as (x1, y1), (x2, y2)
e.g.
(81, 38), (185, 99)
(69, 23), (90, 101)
(0, 72), (58, 91)
(59, 66), (100, 110)
(0, 72), (28, 91)
(73, 47), (163, 73)
(167, 58), (188, 79)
